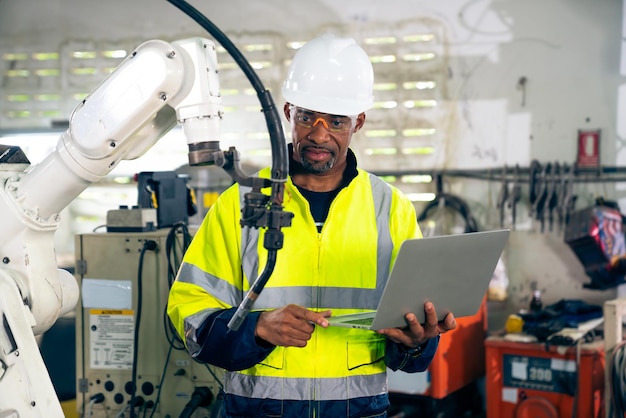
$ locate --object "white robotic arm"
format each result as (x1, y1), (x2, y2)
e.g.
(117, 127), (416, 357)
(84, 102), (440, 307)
(0, 37), (223, 417)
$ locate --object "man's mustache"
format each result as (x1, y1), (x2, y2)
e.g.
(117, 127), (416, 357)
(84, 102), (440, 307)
(301, 145), (335, 156)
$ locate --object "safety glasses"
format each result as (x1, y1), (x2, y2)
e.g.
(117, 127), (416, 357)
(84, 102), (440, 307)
(290, 106), (356, 133)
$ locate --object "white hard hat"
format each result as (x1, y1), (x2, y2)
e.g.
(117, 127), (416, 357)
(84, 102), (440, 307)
(281, 33), (374, 116)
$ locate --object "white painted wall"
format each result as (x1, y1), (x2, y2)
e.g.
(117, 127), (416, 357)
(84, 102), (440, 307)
(1, 0), (624, 327)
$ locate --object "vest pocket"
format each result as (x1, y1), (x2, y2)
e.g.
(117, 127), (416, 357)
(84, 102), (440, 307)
(259, 345), (285, 370)
(346, 337), (385, 370)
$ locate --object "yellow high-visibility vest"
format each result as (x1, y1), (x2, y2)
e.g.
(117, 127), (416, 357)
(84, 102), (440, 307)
(168, 166), (421, 402)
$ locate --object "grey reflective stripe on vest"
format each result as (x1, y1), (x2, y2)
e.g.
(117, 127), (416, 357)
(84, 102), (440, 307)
(184, 307), (220, 357)
(177, 263), (242, 307)
(176, 262), (243, 355)
(224, 371), (387, 401)
(238, 174), (395, 310)
(252, 286), (382, 310)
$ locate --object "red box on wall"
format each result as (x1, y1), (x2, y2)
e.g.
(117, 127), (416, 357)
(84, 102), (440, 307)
(576, 129), (601, 168)
(485, 337), (605, 418)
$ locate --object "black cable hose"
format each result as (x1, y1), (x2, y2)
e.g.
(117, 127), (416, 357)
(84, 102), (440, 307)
(147, 342), (174, 418)
(165, 0), (288, 182)
(417, 192), (479, 233)
(570, 340), (580, 418)
(147, 223), (223, 418)
(146, 222), (215, 418)
(164, 223), (191, 350)
(163, 302), (185, 350)
(166, 0), (291, 330)
(165, 222), (192, 287)
(179, 386), (214, 418)
(610, 342), (626, 417)
(226, 249), (278, 332)
(130, 240), (158, 418)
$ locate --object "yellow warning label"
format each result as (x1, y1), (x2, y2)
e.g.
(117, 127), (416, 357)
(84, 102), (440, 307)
(89, 310), (135, 370)
(90, 309), (134, 315)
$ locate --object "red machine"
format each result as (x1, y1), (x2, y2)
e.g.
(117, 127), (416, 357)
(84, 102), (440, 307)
(485, 337), (605, 418)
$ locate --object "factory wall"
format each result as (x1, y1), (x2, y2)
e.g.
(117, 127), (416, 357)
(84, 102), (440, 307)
(0, 0), (625, 329)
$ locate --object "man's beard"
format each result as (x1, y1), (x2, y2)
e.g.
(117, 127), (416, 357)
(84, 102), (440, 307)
(299, 147), (336, 174)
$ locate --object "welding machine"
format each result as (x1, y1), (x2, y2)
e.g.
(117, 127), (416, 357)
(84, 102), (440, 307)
(136, 171), (196, 228)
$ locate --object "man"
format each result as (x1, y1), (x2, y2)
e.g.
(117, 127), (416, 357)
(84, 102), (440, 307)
(168, 33), (456, 418)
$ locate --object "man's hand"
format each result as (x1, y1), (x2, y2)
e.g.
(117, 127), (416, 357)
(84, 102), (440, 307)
(376, 302), (456, 349)
(255, 304), (331, 348)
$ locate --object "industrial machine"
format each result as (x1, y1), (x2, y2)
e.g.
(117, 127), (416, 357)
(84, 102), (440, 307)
(74, 227), (224, 417)
(0, 0), (292, 415)
(484, 337), (605, 418)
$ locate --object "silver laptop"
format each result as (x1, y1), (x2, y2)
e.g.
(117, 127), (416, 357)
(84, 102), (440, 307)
(328, 229), (510, 330)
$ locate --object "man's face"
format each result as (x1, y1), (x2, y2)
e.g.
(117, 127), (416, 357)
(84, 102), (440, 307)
(284, 104), (365, 175)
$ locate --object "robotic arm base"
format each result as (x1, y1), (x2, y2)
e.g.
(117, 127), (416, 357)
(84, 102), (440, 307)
(0, 273), (64, 417)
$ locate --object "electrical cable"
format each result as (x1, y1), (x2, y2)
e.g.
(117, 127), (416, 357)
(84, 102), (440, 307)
(148, 223), (223, 418)
(165, 222), (192, 286)
(163, 302), (185, 350)
(129, 240), (158, 418)
(147, 341), (174, 418)
(164, 223), (223, 387)
(179, 386), (213, 418)
(166, 0), (288, 181)
(200, 360), (224, 391)
(84, 393), (104, 418)
(115, 403), (131, 418)
(164, 223), (191, 350)
(570, 339), (581, 418)
(610, 340), (626, 417)
(417, 192), (479, 234)
(144, 223), (189, 418)
(115, 397), (144, 418)
(143, 400), (154, 418)
(542, 328), (599, 418)
(164, 222), (192, 349)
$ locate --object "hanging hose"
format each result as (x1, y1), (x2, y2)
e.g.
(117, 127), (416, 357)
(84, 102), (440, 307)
(417, 192), (479, 235)
(166, 0), (293, 331)
(178, 386), (214, 418)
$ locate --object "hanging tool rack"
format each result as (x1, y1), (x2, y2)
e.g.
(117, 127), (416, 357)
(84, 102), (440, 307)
(373, 161), (626, 233)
